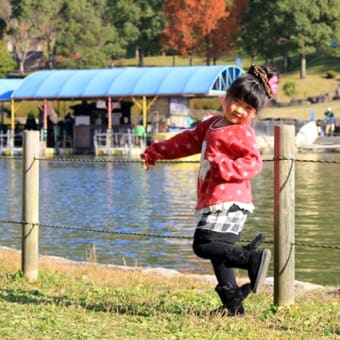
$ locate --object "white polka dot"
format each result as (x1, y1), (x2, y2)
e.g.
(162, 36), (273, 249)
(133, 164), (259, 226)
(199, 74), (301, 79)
(237, 190), (242, 195)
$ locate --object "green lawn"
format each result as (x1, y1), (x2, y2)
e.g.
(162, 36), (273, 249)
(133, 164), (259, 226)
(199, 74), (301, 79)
(0, 248), (339, 339)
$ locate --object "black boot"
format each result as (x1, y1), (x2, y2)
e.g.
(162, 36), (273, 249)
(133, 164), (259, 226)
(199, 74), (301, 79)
(223, 244), (271, 294)
(248, 249), (271, 293)
(243, 233), (266, 251)
(212, 283), (252, 317)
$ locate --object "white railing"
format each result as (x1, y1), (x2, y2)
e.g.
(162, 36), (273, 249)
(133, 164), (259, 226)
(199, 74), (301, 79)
(93, 129), (146, 156)
(252, 119), (306, 136)
(0, 130), (22, 152)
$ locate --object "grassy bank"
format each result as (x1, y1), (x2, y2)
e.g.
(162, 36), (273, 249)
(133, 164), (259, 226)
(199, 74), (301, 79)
(0, 248), (338, 339)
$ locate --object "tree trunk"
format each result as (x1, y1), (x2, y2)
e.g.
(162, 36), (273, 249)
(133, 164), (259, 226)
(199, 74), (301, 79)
(300, 54), (306, 79)
(137, 48), (144, 67)
(189, 55), (193, 66)
(46, 41), (54, 69)
(19, 60), (25, 74)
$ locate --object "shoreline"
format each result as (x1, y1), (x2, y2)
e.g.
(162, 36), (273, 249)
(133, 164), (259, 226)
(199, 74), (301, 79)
(1, 245), (331, 293)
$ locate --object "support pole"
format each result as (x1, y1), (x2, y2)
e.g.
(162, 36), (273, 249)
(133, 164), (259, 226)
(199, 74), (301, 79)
(22, 131), (40, 282)
(274, 125), (295, 305)
(142, 96), (147, 129)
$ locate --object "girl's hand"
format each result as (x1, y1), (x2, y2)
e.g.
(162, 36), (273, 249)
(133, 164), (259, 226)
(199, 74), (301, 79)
(140, 152), (155, 170)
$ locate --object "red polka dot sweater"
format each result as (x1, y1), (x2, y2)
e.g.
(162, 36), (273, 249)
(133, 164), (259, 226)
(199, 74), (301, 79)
(142, 115), (263, 213)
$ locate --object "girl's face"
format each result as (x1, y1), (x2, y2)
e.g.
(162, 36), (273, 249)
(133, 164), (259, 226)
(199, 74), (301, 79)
(224, 97), (256, 124)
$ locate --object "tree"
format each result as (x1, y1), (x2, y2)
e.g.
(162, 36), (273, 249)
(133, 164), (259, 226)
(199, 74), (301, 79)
(203, 0), (248, 65)
(239, 0), (284, 64)
(28, 0), (65, 69)
(0, 39), (16, 77)
(105, 0), (165, 66)
(239, 0), (340, 78)
(0, 0), (11, 39)
(163, 0), (229, 65)
(277, 0), (340, 78)
(131, 0), (165, 66)
(103, 0), (139, 63)
(55, 0), (114, 68)
(6, 0), (41, 74)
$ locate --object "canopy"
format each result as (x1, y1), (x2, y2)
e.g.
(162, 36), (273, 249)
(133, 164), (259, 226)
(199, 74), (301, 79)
(0, 79), (23, 101)
(12, 65), (243, 100)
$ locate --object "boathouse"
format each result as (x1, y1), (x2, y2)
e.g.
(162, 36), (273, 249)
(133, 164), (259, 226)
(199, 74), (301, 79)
(6, 65), (243, 155)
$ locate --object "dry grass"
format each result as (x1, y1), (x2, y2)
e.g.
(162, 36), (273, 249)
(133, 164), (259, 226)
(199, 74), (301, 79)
(0, 247), (339, 339)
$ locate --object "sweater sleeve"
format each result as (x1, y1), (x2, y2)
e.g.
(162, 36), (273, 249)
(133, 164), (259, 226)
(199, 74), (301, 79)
(206, 127), (262, 182)
(141, 117), (215, 162)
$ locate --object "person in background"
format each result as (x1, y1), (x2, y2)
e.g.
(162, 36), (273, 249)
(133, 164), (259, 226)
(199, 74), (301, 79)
(134, 121), (146, 145)
(324, 107), (335, 136)
(24, 113), (38, 130)
(140, 64), (279, 317)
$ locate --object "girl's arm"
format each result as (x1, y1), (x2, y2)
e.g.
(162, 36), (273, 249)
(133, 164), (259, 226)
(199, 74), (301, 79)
(141, 117), (216, 169)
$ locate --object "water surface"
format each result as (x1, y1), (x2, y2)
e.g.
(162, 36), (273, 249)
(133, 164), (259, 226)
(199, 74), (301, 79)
(0, 154), (339, 286)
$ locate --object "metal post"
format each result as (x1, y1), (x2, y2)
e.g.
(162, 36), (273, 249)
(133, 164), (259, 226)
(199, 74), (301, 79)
(274, 125), (295, 305)
(22, 131), (40, 281)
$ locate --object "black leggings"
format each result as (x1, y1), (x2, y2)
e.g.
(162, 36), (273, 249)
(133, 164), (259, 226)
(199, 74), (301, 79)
(193, 239), (241, 287)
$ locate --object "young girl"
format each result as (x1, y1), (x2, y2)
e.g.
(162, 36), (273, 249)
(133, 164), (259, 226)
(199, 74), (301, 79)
(141, 64), (279, 317)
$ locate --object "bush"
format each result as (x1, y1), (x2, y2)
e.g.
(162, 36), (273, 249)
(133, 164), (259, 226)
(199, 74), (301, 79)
(282, 82), (296, 98)
(325, 70), (336, 79)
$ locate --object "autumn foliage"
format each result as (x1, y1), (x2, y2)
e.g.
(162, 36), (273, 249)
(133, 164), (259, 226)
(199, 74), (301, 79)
(163, 0), (248, 64)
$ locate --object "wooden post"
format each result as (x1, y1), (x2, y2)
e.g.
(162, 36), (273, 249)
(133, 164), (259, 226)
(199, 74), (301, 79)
(22, 131), (40, 282)
(274, 125), (295, 305)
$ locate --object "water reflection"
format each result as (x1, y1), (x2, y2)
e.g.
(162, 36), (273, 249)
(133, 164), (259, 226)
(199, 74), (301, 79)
(0, 154), (339, 286)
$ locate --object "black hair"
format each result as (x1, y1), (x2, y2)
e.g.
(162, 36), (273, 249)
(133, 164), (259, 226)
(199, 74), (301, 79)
(227, 64), (279, 112)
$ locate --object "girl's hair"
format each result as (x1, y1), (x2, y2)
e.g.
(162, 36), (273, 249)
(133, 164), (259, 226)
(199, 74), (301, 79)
(227, 64), (279, 112)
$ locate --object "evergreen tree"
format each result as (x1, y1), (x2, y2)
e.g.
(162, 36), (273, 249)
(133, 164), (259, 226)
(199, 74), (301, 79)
(55, 0), (113, 68)
(0, 39), (16, 77)
(239, 0), (340, 78)
(105, 0), (165, 66)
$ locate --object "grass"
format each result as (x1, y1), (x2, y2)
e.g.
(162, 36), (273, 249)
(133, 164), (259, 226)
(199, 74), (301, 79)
(0, 248), (339, 339)
(121, 53), (340, 121)
(3, 53), (339, 121)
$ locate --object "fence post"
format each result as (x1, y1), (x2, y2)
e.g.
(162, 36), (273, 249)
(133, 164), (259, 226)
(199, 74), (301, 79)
(22, 130), (40, 281)
(274, 125), (295, 305)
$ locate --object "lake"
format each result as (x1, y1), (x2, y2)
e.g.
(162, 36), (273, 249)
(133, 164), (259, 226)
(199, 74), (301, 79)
(0, 153), (339, 286)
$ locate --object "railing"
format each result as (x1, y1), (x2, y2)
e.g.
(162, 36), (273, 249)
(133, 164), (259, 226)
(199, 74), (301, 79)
(93, 129), (146, 156)
(252, 118), (306, 136)
(1, 128), (340, 306)
(0, 130), (22, 152)
(17, 128), (299, 306)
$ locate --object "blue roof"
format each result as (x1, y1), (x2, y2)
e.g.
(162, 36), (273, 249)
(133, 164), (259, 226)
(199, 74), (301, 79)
(12, 65), (243, 100)
(0, 79), (23, 101)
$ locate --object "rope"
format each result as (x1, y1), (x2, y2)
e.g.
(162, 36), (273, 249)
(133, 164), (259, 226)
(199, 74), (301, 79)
(1, 218), (339, 250)
(1, 155), (340, 164)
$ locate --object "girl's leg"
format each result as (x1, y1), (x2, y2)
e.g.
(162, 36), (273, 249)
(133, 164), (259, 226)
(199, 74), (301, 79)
(193, 240), (251, 316)
(210, 258), (251, 317)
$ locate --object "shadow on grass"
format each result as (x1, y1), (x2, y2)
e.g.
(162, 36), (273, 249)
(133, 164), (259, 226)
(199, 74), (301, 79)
(0, 287), (208, 317)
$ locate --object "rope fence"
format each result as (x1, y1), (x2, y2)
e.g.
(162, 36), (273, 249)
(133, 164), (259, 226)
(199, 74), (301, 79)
(1, 128), (340, 306)
(0, 218), (339, 250)
(2, 154), (340, 164)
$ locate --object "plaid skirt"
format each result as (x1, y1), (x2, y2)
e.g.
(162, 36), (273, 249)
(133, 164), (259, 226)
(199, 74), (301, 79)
(196, 205), (248, 236)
